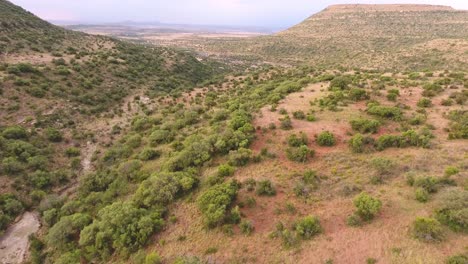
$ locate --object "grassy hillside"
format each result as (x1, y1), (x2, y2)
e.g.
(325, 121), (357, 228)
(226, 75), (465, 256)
(162, 4), (468, 71)
(0, 0), (224, 237)
(0, 1), (466, 264)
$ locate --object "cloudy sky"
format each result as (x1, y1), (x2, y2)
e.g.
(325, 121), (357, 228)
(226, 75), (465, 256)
(10, 0), (468, 29)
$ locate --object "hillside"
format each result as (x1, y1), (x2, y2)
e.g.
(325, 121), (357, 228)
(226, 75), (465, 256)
(0, 1), (467, 264)
(0, 0), (223, 256)
(158, 4), (468, 71)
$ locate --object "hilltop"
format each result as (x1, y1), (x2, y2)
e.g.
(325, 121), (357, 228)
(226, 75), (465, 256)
(150, 4), (468, 71)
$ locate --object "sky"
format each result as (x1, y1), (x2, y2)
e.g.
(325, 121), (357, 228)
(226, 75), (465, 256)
(10, 0), (468, 29)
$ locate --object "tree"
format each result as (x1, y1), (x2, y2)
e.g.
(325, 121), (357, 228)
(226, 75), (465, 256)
(317, 131), (336, 146)
(197, 181), (239, 227)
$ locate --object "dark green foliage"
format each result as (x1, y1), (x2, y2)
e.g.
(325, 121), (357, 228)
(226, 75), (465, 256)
(348, 133), (374, 153)
(446, 253), (468, 264)
(256, 180), (276, 196)
(79, 201), (164, 259)
(2, 126), (28, 139)
(329, 76), (351, 90)
(0, 194), (24, 231)
(353, 192), (382, 221)
(375, 130), (431, 150)
(65, 147), (80, 157)
(138, 148), (160, 161)
(350, 119), (380, 134)
(240, 219), (254, 235)
(292, 110), (306, 120)
(217, 164), (235, 177)
(316, 131), (335, 146)
(228, 148), (252, 166)
(286, 145), (314, 163)
(134, 171), (196, 208)
(447, 110), (467, 139)
(287, 132), (308, 147)
(197, 181), (239, 227)
(415, 188), (429, 203)
(46, 213), (91, 252)
(367, 103), (402, 120)
(45, 128), (63, 142)
(349, 88), (368, 101)
(280, 116), (293, 130)
(435, 190), (468, 233)
(417, 98), (432, 108)
(294, 216), (322, 239)
(411, 217), (444, 242)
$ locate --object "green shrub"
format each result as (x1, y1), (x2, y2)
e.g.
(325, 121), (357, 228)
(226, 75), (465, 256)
(286, 145), (314, 163)
(240, 219), (254, 235)
(294, 216), (322, 239)
(287, 132), (308, 147)
(138, 148), (160, 161)
(2, 126), (28, 139)
(346, 213), (363, 227)
(414, 176), (439, 193)
(306, 114), (316, 122)
(435, 190), (468, 233)
(329, 76), (350, 90)
(317, 131), (336, 146)
(197, 181), (239, 227)
(292, 111), (306, 120)
(45, 128), (63, 142)
(353, 192), (382, 221)
(370, 157), (395, 175)
(149, 129), (174, 145)
(411, 217), (444, 242)
(446, 254), (468, 264)
(280, 116), (292, 130)
(2, 157), (25, 174)
(228, 148), (252, 166)
(350, 119), (380, 134)
(415, 188), (429, 203)
(217, 164), (235, 177)
(367, 104), (402, 120)
(256, 180), (276, 196)
(445, 166), (460, 177)
(46, 213), (92, 252)
(349, 134), (364, 153)
(79, 202), (164, 259)
(349, 88), (368, 101)
(65, 147), (81, 157)
(417, 98), (432, 108)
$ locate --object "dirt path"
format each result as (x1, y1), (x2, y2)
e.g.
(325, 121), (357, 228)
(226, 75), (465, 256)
(0, 212), (40, 264)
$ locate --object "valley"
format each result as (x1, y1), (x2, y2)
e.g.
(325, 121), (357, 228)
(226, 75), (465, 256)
(0, 1), (467, 264)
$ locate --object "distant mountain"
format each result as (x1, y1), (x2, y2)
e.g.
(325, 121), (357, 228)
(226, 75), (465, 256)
(195, 4), (468, 71)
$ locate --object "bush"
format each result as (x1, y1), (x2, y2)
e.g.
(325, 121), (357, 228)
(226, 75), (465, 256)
(411, 217), (444, 242)
(287, 132), (308, 147)
(217, 164), (235, 177)
(370, 157), (395, 175)
(435, 190), (468, 233)
(367, 104), (402, 120)
(446, 254), (468, 264)
(286, 145), (314, 163)
(346, 213), (363, 227)
(414, 176), (439, 193)
(228, 148), (252, 166)
(149, 129), (174, 145)
(445, 166), (460, 177)
(349, 134), (364, 153)
(280, 116), (292, 130)
(353, 192), (382, 221)
(46, 213), (92, 252)
(417, 98), (432, 108)
(317, 131), (336, 146)
(349, 88), (368, 101)
(240, 219), (254, 235)
(415, 188), (429, 203)
(329, 76), (350, 90)
(2, 126), (28, 139)
(350, 119), (380, 134)
(197, 181), (239, 227)
(256, 180), (276, 196)
(65, 147), (80, 157)
(79, 202), (164, 259)
(138, 148), (160, 161)
(292, 111), (306, 120)
(45, 128), (63, 142)
(294, 216), (322, 239)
